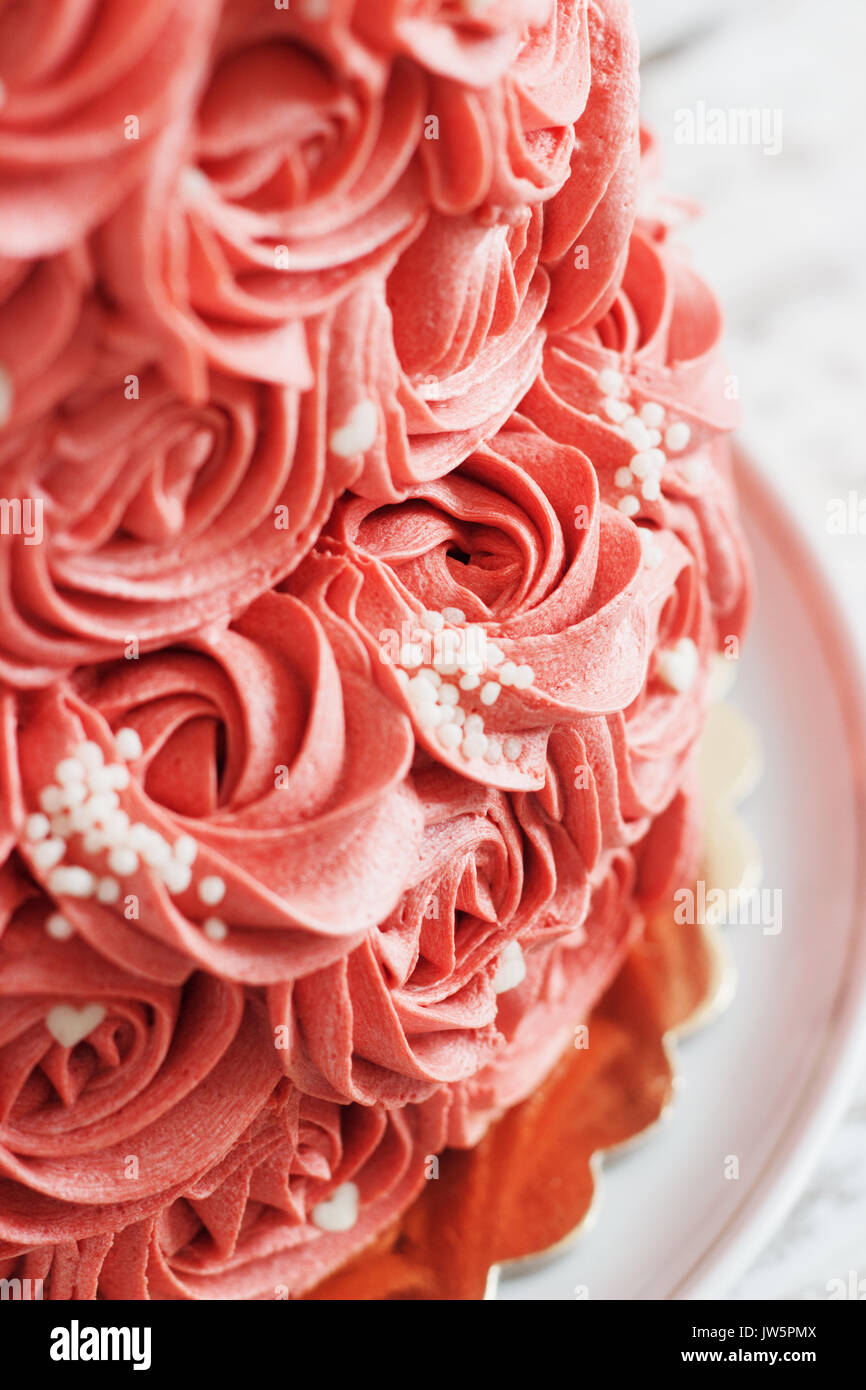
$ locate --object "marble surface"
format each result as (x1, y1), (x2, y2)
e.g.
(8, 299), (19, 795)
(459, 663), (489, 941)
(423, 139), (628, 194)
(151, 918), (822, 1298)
(632, 0), (866, 1301)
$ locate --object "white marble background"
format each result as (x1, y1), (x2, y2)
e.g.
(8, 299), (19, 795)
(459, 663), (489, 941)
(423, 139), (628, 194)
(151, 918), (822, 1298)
(631, 0), (866, 1300)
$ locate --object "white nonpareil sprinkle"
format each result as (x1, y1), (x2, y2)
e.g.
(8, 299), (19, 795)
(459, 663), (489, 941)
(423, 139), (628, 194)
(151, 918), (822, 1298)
(329, 399), (377, 458)
(498, 661), (517, 686)
(438, 683), (459, 707)
(160, 860), (192, 895)
(603, 397), (633, 424)
(48, 866), (96, 898)
(203, 917), (228, 942)
(25, 813), (51, 842)
(630, 448), (665, 480)
(45, 912), (74, 940)
(503, 736), (523, 761)
(462, 731), (488, 759)
(459, 672), (480, 691)
(312, 1181), (359, 1233)
(96, 877), (121, 905)
(55, 757), (85, 787)
(493, 941), (527, 994)
(108, 846), (139, 877)
(32, 838), (66, 871)
(115, 727), (143, 761)
(39, 786), (65, 815)
(656, 637), (699, 693)
(484, 740), (502, 765)
(198, 875), (226, 906)
(513, 664), (534, 690)
(420, 609), (444, 633)
(596, 367), (624, 395)
(173, 828), (198, 861)
(441, 606), (466, 625)
(622, 415), (651, 451)
(614, 466), (633, 489)
(639, 402), (666, 429)
(665, 421), (692, 453)
(398, 643), (423, 669)
(437, 723), (462, 750)
(618, 495), (640, 517)
(641, 476), (661, 502)
(480, 681), (501, 706)
(75, 742), (104, 772)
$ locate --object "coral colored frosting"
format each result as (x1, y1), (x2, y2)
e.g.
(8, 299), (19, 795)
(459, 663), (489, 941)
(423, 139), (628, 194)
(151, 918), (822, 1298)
(0, 0), (750, 1299)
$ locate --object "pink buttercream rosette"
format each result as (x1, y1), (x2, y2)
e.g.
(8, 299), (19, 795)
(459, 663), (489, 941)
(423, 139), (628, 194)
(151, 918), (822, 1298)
(0, 0), (749, 1299)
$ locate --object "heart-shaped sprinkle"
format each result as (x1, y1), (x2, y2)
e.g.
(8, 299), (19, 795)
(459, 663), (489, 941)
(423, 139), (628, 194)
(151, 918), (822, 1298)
(311, 1181), (359, 1233)
(329, 400), (377, 458)
(656, 637), (699, 694)
(45, 1003), (106, 1049)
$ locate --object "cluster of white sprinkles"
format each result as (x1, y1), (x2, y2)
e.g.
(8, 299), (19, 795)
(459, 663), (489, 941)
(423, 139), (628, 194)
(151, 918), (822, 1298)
(596, 366), (692, 517)
(23, 731), (228, 944)
(393, 606), (532, 766)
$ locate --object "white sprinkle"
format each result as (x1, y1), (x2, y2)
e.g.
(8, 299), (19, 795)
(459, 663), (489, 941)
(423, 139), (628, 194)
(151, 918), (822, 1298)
(682, 456), (707, 487)
(115, 727), (143, 761)
(484, 740), (502, 765)
(84, 792), (120, 824)
(438, 683), (459, 707)
(485, 642), (505, 668)
(96, 877), (121, 904)
(420, 610), (444, 633)
(437, 723), (462, 750)
(503, 736), (523, 762)
(665, 421), (692, 453)
(75, 742), (104, 772)
(103, 763), (131, 791)
(312, 1181), (359, 1233)
(657, 637), (699, 693)
(498, 661), (517, 687)
(618, 495), (640, 517)
(603, 397), (633, 424)
(417, 667), (441, 688)
(459, 672), (481, 691)
(58, 782), (87, 810)
(441, 606), (466, 625)
(645, 428), (663, 447)
(38, 786), (65, 815)
(513, 664), (534, 690)
(614, 466), (633, 489)
(127, 823), (154, 852)
(622, 416), (651, 451)
(55, 757), (85, 787)
(329, 399), (377, 458)
(493, 941), (527, 994)
(32, 838), (66, 871)
(24, 813), (51, 842)
(639, 402), (666, 428)
(641, 476), (662, 502)
(0, 365), (13, 426)
(48, 866), (96, 898)
(140, 835), (172, 869)
(87, 764), (118, 794)
(415, 703), (443, 730)
(640, 530), (663, 570)
(630, 448), (665, 480)
(450, 707), (466, 727)
(198, 875), (226, 906)
(596, 367), (624, 395)
(45, 1002), (105, 1048)
(107, 847), (139, 877)
(179, 165), (210, 202)
(395, 668), (410, 691)
(160, 860), (193, 894)
(82, 830), (108, 855)
(462, 731), (488, 759)
(46, 912), (74, 940)
(203, 917), (228, 941)
(480, 681), (501, 706)
(98, 810), (130, 846)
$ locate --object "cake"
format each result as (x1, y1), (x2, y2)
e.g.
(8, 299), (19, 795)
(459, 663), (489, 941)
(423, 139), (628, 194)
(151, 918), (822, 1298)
(0, 0), (750, 1299)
